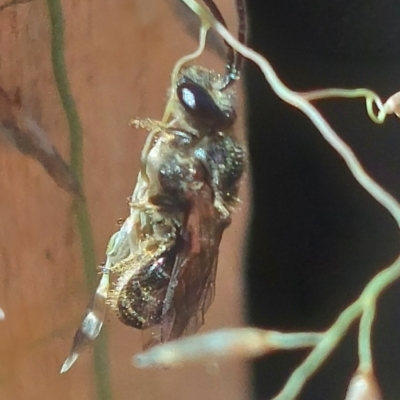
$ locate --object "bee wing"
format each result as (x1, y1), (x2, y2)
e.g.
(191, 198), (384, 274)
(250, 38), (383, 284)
(61, 229), (132, 373)
(60, 271), (110, 373)
(163, 183), (228, 341)
(142, 183), (229, 348)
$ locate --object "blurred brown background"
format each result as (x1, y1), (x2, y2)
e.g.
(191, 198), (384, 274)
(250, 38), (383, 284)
(0, 1), (249, 399)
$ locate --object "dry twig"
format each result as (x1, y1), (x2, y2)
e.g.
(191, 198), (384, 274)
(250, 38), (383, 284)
(0, 87), (82, 197)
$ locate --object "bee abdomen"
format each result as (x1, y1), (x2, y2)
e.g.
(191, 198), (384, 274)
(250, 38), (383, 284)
(115, 253), (174, 330)
(116, 284), (162, 329)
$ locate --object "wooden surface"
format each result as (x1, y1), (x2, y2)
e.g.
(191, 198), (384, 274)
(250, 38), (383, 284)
(0, 1), (249, 399)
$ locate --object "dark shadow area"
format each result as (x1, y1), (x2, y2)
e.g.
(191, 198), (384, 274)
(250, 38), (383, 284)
(244, 1), (400, 399)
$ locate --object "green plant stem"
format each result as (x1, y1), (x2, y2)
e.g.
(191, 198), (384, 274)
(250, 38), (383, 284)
(272, 255), (400, 400)
(300, 88), (386, 123)
(46, 1), (112, 399)
(358, 301), (375, 373)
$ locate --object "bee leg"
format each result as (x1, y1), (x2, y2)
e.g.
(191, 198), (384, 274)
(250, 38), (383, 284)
(193, 135), (245, 218)
(192, 146), (230, 220)
(60, 268), (110, 373)
(213, 193), (231, 220)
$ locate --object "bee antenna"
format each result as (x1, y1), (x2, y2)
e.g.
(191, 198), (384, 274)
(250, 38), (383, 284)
(234, 0), (248, 75)
(202, 0), (248, 88)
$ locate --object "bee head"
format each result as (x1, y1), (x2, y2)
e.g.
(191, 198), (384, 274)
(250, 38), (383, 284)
(176, 74), (236, 131)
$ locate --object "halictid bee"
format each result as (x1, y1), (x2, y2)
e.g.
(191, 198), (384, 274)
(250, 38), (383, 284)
(61, 0), (247, 373)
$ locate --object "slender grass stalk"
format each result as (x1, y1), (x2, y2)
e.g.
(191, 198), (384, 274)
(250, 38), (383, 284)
(45, 1), (112, 399)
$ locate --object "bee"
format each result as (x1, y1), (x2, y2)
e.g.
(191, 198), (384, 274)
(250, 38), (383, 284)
(61, 0), (247, 373)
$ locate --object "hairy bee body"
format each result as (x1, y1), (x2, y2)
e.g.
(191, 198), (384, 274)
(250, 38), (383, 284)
(116, 252), (175, 329)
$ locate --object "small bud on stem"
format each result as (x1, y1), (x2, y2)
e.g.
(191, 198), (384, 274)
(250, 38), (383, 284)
(345, 370), (382, 400)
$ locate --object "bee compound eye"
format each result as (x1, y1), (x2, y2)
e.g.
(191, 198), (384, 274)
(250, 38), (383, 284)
(177, 79), (235, 130)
